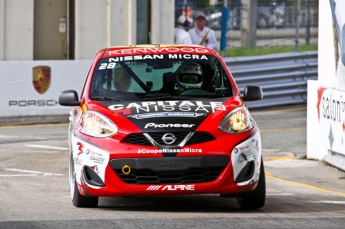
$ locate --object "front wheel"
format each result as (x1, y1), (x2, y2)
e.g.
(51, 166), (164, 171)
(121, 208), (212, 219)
(236, 158), (266, 210)
(69, 154), (98, 208)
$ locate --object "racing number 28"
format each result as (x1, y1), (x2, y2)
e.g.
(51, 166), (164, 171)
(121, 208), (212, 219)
(99, 63), (116, 70)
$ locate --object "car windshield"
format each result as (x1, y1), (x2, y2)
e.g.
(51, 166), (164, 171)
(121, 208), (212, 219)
(89, 54), (233, 101)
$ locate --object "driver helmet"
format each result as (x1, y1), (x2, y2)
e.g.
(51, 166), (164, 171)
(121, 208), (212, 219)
(176, 62), (203, 91)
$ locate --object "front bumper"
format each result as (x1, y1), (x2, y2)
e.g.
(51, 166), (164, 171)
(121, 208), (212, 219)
(73, 128), (262, 197)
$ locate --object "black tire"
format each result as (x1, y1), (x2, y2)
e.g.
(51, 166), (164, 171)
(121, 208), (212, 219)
(236, 158), (266, 210)
(72, 180), (98, 208)
(69, 154), (98, 208)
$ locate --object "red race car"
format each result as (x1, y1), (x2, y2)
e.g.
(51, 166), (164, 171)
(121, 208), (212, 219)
(59, 44), (265, 209)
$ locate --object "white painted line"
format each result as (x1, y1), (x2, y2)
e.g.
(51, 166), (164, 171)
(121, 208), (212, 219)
(262, 149), (281, 152)
(310, 201), (345, 205)
(0, 150), (61, 153)
(0, 174), (38, 177)
(0, 136), (46, 140)
(26, 144), (69, 151)
(5, 168), (63, 176)
(0, 135), (19, 138)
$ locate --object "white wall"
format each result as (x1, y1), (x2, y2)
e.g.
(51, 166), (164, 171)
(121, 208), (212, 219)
(0, 0), (34, 60)
(317, 0), (337, 86)
(0, 0), (175, 61)
(75, 0), (108, 59)
(110, 0), (136, 46)
(0, 0), (4, 60)
(74, 0), (174, 59)
(150, 0), (174, 45)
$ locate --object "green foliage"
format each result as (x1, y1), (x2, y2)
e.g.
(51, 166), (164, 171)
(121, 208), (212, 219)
(193, 0), (209, 8)
(222, 44), (318, 57)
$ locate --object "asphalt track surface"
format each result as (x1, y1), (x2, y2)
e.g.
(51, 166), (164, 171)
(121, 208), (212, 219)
(0, 105), (344, 229)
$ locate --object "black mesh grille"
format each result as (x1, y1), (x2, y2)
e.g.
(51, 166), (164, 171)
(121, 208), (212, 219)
(121, 133), (151, 146)
(185, 132), (216, 145)
(121, 132), (215, 146)
(114, 167), (225, 184)
(148, 132), (189, 145)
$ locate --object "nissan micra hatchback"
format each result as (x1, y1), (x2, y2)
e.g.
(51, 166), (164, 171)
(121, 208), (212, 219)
(59, 44), (265, 209)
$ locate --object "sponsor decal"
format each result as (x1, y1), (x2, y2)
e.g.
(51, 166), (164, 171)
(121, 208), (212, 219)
(72, 139), (110, 185)
(74, 142), (84, 165)
(231, 132), (261, 185)
(147, 185), (162, 191)
(109, 101), (225, 114)
(32, 66), (51, 94)
(233, 148), (239, 154)
(106, 47), (211, 56)
(85, 149), (103, 157)
(317, 88), (345, 155)
(90, 156), (105, 164)
(128, 112), (205, 119)
(232, 145), (250, 155)
(238, 145), (249, 151)
(99, 54), (208, 67)
(144, 123), (195, 129)
(146, 184), (195, 191)
(252, 138), (260, 152)
(138, 148), (202, 154)
(320, 91), (345, 123)
(8, 100), (58, 107)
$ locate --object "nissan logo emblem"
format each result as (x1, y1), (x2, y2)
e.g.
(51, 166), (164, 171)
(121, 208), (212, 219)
(162, 133), (177, 145)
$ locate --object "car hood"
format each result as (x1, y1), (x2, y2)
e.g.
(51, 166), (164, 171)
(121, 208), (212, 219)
(94, 98), (242, 132)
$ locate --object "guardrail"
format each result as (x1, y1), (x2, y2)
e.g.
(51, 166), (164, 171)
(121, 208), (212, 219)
(224, 51), (318, 109)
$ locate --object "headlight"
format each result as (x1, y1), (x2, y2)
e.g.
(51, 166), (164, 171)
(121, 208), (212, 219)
(219, 106), (252, 133)
(81, 110), (118, 137)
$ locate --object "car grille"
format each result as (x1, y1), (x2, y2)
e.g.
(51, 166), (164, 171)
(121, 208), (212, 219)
(121, 132), (216, 146)
(110, 156), (229, 185)
(114, 167), (225, 184)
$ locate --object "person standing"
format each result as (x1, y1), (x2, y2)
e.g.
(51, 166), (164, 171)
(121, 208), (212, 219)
(189, 13), (218, 50)
(174, 15), (193, 45)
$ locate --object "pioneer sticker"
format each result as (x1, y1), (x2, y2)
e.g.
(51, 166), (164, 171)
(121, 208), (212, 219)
(144, 123), (195, 129)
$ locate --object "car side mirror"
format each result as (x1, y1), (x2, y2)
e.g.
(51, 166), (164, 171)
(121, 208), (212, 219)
(58, 90), (81, 106)
(242, 85), (263, 101)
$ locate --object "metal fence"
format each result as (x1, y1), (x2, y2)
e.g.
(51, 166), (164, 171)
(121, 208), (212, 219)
(224, 51), (318, 109)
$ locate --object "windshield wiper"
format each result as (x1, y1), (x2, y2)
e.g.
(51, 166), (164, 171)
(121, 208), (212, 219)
(90, 96), (123, 102)
(137, 95), (181, 101)
(136, 95), (196, 101)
